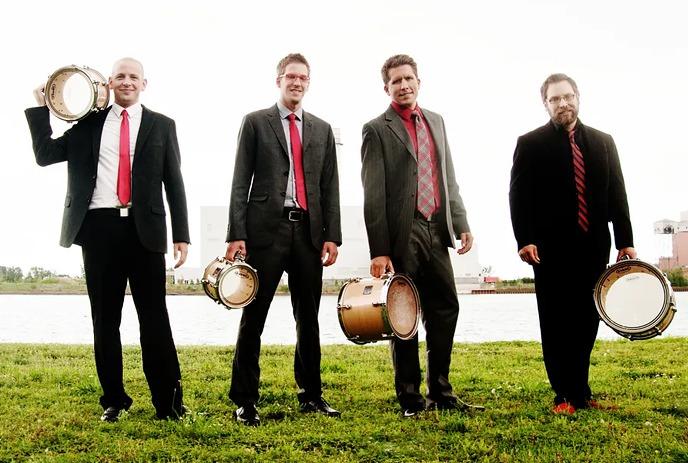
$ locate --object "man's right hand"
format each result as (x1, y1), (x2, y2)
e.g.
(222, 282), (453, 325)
(518, 244), (540, 265)
(225, 240), (247, 262)
(370, 256), (394, 278)
(33, 84), (46, 106)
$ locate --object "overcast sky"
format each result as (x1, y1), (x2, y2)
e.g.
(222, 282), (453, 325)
(2, 0), (687, 279)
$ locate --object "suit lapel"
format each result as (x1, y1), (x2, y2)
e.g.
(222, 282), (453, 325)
(135, 106), (154, 159)
(301, 111), (313, 154)
(384, 106), (416, 161)
(267, 104), (289, 159)
(90, 108), (110, 166)
(423, 110), (445, 166)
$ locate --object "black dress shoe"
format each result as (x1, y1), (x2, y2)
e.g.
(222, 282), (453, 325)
(234, 404), (260, 426)
(101, 406), (124, 422)
(299, 397), (341, 417)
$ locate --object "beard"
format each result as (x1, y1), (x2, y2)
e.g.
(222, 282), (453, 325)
(552, 107), (578, 128)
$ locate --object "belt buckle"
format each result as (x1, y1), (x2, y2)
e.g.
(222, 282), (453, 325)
(116, 204), (130, 217)
(288, 210), (302, 222)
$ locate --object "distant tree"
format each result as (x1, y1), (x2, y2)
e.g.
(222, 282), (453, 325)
(26, 267), (56, 281)
(0, 266), (23, 282)
(666, 268), (688, 287)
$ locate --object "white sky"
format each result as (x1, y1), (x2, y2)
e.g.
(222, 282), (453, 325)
(2, 0), (687, 279)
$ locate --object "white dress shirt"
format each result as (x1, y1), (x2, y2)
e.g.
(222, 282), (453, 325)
(89, 102), (143, 209)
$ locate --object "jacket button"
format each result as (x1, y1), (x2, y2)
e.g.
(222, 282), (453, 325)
(283, 171), (288, 176)
(280, 192), (286, 197)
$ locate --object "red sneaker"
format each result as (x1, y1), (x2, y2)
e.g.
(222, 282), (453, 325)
(552, 402), (576, 415)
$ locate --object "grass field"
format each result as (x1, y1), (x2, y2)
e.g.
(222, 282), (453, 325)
(0, 339), (687, 462)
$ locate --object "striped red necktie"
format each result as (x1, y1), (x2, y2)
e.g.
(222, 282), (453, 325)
(568, 129), (589, 232)
(287, 113), (307, 211)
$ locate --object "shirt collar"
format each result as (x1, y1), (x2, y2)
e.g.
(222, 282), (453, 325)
(391, 101), (422, 122)
(277, 101), (303, 121)
(112, 102), (142, 118)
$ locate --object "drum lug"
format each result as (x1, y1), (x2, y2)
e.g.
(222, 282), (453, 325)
(338, 304), (352, 310)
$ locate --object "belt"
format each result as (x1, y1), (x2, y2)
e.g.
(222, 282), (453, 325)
(283, 208), (307, 222)
(88, 208), (133, 217)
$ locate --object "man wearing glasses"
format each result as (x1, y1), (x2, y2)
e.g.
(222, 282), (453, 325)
(509, 73), (636, 415)
(225, 53), (341, 426)
(361, 54), (476, 418)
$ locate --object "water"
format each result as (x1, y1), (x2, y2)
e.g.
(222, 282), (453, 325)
(1, 293), (687, 345)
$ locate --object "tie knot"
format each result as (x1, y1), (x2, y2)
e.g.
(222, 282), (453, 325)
(121, 109), (129, 119)
(288, 113), (297, 122)
(411, 110), (421, 120)
(568, 129), (576, 140)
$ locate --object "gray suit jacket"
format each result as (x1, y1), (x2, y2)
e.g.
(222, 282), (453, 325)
(226, 104), (341, 250)
(25, 106), (190, 253)
(361, 105), (469, 259)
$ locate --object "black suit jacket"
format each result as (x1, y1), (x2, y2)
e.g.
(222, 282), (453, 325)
(509, 120), (633, 261)
(25, 106), (190, 253)
(226, 105), (341, 250)
(361, 106), (470, 260)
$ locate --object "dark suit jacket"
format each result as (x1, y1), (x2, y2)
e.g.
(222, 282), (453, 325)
(361, 105), (470, 259)
(509, 120), (633, 261)
(226, 105), (341, 250)
(25, 106), (190, 253)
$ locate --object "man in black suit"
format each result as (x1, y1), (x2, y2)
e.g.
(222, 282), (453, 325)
(225, 53), (341, 426)
(509, 73), (636, 414)
(361, 54), (476, 417)
(25, 57), (189, 422)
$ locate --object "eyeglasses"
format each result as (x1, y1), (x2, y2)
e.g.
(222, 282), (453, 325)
(279, 73), (310, 83)
(547, 93), (577, 105)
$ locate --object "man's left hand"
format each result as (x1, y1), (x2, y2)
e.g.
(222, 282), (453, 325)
(321, 241), (338, 267)
(617, 246), (637, 261)
(173, 242), (189, 268)
(457, 232), (473, 254)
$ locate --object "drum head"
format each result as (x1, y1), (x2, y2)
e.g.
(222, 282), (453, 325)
(386, 276), (420, 339)
(218, 265), (258, 308)
(596, 261), (671, 335)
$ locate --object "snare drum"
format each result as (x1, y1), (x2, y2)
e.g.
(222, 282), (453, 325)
(45, 65), (109, 121)
(337, 274), (420, 344)
(202, 255), (259, 309)
(594, 259), (676, 340)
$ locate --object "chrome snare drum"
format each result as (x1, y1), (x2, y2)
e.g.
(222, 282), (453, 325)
(594, 259), (676, 340)
(337, 274), (420, 344)
(202, 255), (258, 309)
(45, 65), (109, 121)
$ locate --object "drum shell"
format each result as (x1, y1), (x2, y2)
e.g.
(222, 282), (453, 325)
(594, 259), (677, 341)
(202, 257), (259, 309)
(337, 274), (420, 344)
(45, 65), (109, 122)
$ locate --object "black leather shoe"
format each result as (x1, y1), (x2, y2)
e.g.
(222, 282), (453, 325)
(101, 406), (124, 422)
(299, 397), (341, 417)
(428, 398), (485, 412)
(234, 404), (260, 426)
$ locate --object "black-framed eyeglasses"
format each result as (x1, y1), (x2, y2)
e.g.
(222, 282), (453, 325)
(547, 93), (576, 105)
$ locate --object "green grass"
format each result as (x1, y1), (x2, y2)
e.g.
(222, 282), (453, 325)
(0, 339), (687, 462)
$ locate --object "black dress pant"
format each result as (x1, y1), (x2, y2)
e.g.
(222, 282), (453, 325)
(532, 237), (606, 408)
(229, 216), (323, 406)
(391, 218), (461, 410)
(80, 209), (182, 415)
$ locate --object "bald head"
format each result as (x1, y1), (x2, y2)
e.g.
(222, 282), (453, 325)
(112, 57), (144, 78)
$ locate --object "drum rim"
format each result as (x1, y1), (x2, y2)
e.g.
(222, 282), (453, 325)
(594, 259), (673, 335)
(45, 65), (109, 122)
(380, 273), (420, 340)
(217, 261), (259, 309)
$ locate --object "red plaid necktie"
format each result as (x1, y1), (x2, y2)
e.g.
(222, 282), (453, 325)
(568, 129), (589, 232)
(412, 110), (435, 219)
(117, 109), (131, 206)
(288, 113), (307, 210)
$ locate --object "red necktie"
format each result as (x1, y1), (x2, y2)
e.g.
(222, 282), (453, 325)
(412, 110), (435, 219)
(287, 113), (307, 211)
(117, 109), (131, 206)
(568, 129), (589, 232)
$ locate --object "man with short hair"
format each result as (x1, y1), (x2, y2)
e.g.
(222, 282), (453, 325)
(25, 57), (189, 422)
(361, 54), (476, 418)
(225, 53), (341, 426)
(509, 73), (636, 414)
